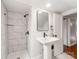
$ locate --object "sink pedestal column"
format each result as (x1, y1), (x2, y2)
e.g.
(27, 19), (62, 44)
(43, 45), (52, 59)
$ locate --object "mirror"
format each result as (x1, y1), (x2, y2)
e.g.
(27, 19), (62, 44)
(37, 10), (49, 31)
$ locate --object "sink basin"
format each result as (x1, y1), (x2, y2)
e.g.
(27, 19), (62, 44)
(37, 37), (59, 45)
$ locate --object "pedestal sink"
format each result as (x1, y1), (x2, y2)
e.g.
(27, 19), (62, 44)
(37, 37), (59, 45)
(37, 37), (60, 59)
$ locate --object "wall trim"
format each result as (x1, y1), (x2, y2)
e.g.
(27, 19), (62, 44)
(62, 8), (77, 16)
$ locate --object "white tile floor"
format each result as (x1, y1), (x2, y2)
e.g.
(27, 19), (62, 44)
(7, 50), (75, 59)
(7, 50), (30, 59)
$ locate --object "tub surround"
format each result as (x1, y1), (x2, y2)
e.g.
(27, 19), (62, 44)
(7, 11), (30, 53)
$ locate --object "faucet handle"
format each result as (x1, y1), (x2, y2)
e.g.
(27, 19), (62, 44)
(25, 31), (29, 35)
(53, 34), (57, 37)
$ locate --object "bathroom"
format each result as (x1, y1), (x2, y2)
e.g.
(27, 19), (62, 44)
(1, 0), (77, 59)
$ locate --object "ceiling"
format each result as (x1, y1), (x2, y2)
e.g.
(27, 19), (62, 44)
(2, 0), (77, 13)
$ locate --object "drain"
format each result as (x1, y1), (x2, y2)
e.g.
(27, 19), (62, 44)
(17, 57), (20, 59)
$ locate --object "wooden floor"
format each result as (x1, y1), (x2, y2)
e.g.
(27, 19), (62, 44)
(64, 44), (77, 59)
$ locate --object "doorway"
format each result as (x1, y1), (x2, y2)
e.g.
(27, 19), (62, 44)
(63, 13), (77, 59)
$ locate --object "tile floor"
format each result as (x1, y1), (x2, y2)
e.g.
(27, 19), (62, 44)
(7, 50), (30, 59)
(7, 50), (75, 59)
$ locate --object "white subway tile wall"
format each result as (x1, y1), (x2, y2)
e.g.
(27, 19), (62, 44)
(7, 12), (29, 53)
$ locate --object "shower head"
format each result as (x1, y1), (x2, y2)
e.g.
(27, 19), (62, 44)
(24, 14), (29, 18)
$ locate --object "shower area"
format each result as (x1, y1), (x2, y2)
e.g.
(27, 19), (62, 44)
(63, 14), (77, 46)
(63, 13), (77, 58)
(1, 1), (31, 59)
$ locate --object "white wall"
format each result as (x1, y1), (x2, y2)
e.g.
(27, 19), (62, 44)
(7, 11), (29, 53)
(62, 8), (77, 16)
(53, 13), (63, 39)
(1, 2), (8, 59)
(52, 13), (63, 56)
(29, 8), (63, 59)
(63, 19), (68, 46)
